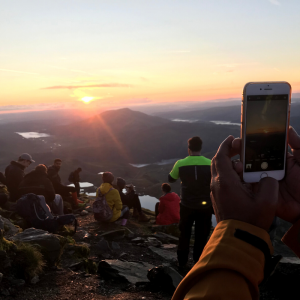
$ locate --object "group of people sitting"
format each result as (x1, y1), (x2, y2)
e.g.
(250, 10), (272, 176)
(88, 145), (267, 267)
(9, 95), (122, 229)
(96, 172), (181, 225)
(0, 156), (83, 215)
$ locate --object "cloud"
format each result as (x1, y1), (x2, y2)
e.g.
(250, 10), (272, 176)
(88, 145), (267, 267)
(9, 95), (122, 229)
(268, 0), (280, 5)
(41, 83), (133, 90)
(0, 68), (38, 75)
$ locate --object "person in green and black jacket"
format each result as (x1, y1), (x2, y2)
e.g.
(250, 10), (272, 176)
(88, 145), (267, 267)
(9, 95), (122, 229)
(168, 136), (212, 269)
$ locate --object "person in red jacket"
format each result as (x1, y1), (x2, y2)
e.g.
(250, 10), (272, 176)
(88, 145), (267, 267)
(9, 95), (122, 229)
(155, 183), (180, 225)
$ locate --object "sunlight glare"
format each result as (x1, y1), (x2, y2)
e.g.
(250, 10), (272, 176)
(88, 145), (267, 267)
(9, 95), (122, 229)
(81, 96), (94, 103)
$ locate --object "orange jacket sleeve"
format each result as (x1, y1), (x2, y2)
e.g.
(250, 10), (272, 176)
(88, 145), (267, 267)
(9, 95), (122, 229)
(172, 220), (273, 300)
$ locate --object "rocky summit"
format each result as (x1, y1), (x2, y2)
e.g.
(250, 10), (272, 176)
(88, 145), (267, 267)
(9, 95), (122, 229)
(0, 196), (299, 300)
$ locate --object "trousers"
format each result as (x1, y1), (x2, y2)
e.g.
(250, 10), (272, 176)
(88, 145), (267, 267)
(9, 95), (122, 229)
(177, 204), (212, 266)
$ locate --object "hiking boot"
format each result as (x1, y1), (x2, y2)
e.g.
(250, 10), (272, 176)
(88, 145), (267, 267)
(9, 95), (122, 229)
(138, 212), (150, 222)
(132, 208), (139, 219)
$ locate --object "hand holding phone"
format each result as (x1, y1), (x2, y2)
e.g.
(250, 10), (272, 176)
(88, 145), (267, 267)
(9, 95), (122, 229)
(241, 82), (291, 183)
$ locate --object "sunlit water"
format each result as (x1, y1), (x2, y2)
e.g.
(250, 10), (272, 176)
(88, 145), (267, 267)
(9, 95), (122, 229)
(172, 119), (199, 123)
(129, 158), (179, 168)
(210, 121), (240, 126)
(68, 182), (94, 188)
(16, 132), (50, 138)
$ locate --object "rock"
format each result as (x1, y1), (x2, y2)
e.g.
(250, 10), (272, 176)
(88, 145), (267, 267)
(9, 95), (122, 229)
(150, 224), (180, 237)
(68, 261), (85, 271)
(161, 244), (177, 250)
(0, 215), (20, 237)
(147, 266), (183, 291)
(1, 289), (10, 296)
(98, 229), (125, 240)
(145, 237), (162, 247)
(95, 240), (111, 252)
(31, 275), (39, 284)
(131, 237), (145, 243)
(280, 257), (300, 264)
(98, 260), (154, 284)
(10, 228), (64, 265)
(152, 232), (179, 244)
(10, 278), (25, 287)
(73, 230), (91, 240)
(111, 241), (120, 250)
(0, 273), (3, 283)
(80, 210), (89, 216)
(149, 246), (177, 262)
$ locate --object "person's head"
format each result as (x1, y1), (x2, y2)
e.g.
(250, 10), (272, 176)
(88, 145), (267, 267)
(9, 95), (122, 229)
(117, 177), (126, 190)
(35, 164), (47, 174)
(18, 153), (35, 168)
(125, 184), (135, 193)
(77, 167), (82, 172)
(188, 137), (202, 155)
(102, 172), (114, 184)
(161, 183), (171, 194)
(54, 159), (62, 170)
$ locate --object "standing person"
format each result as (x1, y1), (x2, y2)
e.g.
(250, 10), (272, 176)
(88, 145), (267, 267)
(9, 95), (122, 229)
(168, 137), (212, 269)
(68, 168), (82, 196)
(18, 164), (64, 215)
(116, 178), (149, 222)
(48, 159), (83, 207)
(97, 172), (129, 223)
(5, 153), (35, 202)
(155, 183), (180, 225)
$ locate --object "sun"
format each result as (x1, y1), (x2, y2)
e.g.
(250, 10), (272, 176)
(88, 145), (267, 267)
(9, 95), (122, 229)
(81, 96), (94, 103)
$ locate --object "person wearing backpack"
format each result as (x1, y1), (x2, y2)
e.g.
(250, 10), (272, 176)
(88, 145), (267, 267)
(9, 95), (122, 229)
(96, 172), (129, 223)
(68, 168), (82, 196)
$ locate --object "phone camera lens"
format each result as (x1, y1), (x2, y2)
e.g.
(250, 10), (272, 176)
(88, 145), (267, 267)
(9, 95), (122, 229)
(260, 88), (262, 90)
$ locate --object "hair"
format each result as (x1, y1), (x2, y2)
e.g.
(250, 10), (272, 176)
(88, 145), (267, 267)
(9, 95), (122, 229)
(77, 167), (82, 172)
(18, 158), (27, 162)
(162, 183), (171, 193)
(54, 158), (62, 163)
(126, 184), (135, 192)
(35, 164), (47, 173)
(102, 172), (114, 184)
(188, 136), (203, 152)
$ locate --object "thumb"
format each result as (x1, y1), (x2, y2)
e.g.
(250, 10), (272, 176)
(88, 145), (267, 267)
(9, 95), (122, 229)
(256, 177), (279, 205)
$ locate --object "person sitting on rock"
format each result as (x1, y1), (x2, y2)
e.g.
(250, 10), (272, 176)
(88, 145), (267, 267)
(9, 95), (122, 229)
(48, 158), (83, 208)
(116, 177), (149, 222)
(5, 153), (35, 202)
(68, 167), (82, 196)
(97, 172), (129, 223)
(18, 164), (64, 215)
(155, 183), (180, 225)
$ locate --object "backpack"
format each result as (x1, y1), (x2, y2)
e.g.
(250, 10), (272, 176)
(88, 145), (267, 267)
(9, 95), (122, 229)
(16, 193), (77, 234)
(68, 172), (75, 183)
(93, 188), (113, 222)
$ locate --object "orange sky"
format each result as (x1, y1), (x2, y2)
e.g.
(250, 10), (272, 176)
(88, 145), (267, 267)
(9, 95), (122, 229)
(1, 1), (300, 111)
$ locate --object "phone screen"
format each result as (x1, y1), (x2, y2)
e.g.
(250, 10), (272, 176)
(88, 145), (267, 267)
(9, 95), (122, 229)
(244, 94), (288, 172)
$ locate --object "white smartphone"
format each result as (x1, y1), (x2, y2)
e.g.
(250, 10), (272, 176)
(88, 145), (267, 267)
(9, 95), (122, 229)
(241, 82), (291, 183)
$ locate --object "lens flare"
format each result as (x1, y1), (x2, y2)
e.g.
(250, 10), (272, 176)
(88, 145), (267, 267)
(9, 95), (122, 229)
(81, 96), (94, 103)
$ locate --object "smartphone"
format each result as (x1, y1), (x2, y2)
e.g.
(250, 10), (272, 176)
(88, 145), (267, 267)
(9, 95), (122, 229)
(241, 82), (291, 183)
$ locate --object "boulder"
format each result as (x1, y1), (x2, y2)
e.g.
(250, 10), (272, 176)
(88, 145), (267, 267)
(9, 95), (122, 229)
(152, 232), (179, 244)
(10, 228), (65, 265)
(145, 237), (162, 248)
(95, 239), (111, 253)
(0, 216), (20, 237)
(161, 244), (177, 250)
(147, 266), (183, 291)
(111, 241), (120, 250)
(80, 210), (89, 216)
(98, 260), (154, 284)
(149, 246), (177, 262)
(98, 229), (125, 240)
(0, 273), (3, 283)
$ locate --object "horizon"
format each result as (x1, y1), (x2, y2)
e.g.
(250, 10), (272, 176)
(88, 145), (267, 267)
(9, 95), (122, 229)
(1, 1), (300, 113)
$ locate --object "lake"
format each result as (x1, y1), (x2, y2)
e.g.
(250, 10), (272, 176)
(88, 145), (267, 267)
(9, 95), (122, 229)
(172, 119), (198, 123)
(210, 121), (240, 126)
(129, 158), (179, 168)
(68, 182), (95, 188)
(16, 132), (51, 138)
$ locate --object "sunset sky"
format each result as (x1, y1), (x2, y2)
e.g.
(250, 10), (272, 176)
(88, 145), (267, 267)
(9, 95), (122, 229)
(1, 0), (300, 112)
